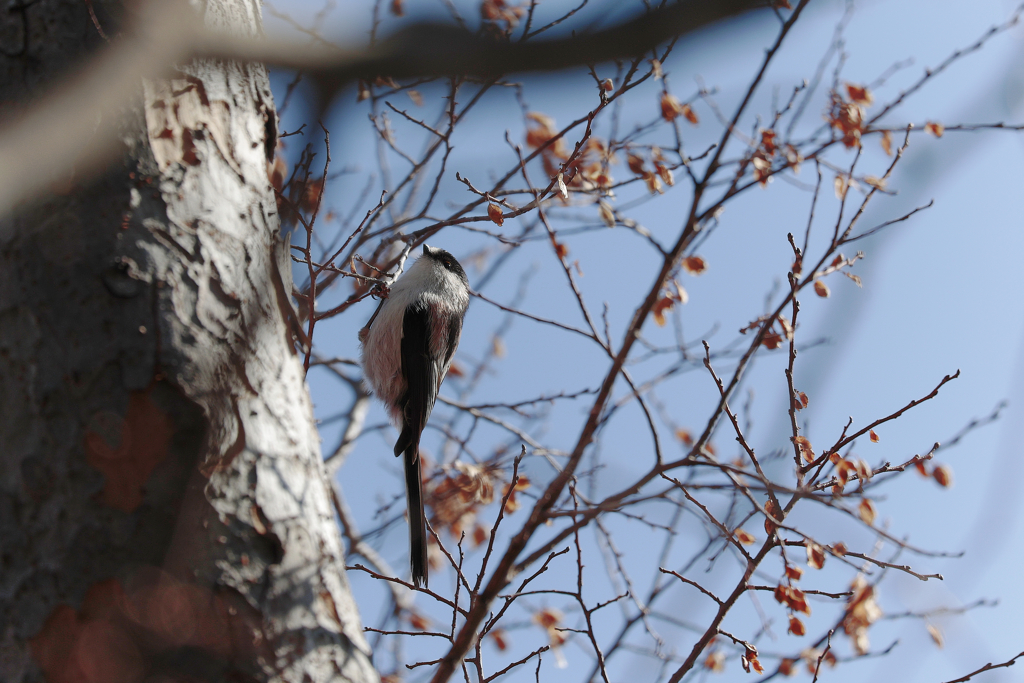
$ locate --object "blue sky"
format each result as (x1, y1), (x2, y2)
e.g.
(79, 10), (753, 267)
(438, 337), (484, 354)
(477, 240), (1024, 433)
(268, 1), (1024, 680)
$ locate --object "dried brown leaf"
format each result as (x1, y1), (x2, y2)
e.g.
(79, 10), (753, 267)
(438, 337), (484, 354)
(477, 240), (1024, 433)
(490, 629), (509, 651)
(927, 624), (944, 649)
(682, 255), (707, 275)
(792, 436), (814, 463)
(864, 175), (886, 190)
(806, 542), (826, 570)
(652, 296), (674, 327)
(487, 203), (504, 226)
(845, 83), (874, 106)
(704, 651), (726, 672)
(765, 498), (782, 536)
(774, 584), (811, 615)
(834, 174), (849, 200)
(858, 498), (877, 525)
(933, 464), (954, 488)
(660, 92), (684, 122)
(880, 130), (893, 156)
(734, 528), (756, 545)
(627, 152), (646, 176)
(643, 171), (663, 195)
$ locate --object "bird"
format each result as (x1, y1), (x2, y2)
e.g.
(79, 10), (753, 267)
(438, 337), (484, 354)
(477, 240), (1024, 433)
(360, 244), (469, 588)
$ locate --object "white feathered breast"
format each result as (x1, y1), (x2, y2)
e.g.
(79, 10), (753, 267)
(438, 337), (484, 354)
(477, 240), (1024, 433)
(361, 251), (469, 424)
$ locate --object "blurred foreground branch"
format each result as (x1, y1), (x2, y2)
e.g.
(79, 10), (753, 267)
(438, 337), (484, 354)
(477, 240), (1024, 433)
(0, 0), (763, 221)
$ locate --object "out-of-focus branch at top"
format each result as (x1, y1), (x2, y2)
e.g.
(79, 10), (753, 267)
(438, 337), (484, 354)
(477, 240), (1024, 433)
(226, 0), (766, 91)
(0, 0), (766, 222)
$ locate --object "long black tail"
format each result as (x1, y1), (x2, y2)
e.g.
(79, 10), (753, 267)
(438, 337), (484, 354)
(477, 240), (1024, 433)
(402, 443), (428, 588)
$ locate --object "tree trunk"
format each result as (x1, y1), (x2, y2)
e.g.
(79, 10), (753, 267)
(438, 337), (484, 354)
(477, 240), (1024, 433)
(0, 2), (376, 682)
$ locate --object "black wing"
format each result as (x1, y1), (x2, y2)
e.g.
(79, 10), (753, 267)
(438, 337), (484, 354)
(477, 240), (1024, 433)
(394, 302), (438, 458)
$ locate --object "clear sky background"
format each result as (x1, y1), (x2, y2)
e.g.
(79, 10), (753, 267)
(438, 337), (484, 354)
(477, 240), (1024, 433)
(267, 0), (1024, 680)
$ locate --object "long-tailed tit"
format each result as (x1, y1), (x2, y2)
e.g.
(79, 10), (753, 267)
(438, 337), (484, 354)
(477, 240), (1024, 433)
(360, 245), (469, 587)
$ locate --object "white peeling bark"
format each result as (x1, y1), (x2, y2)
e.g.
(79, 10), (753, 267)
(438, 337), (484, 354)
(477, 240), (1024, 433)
(0, 1), (376, 682)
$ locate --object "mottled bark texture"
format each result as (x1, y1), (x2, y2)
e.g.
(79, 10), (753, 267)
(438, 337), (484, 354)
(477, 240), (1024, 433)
(0, 2), (377, 682)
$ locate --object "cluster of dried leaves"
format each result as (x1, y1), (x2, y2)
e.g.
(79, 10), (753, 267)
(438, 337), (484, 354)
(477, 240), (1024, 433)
(427, 460), (530, 551)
